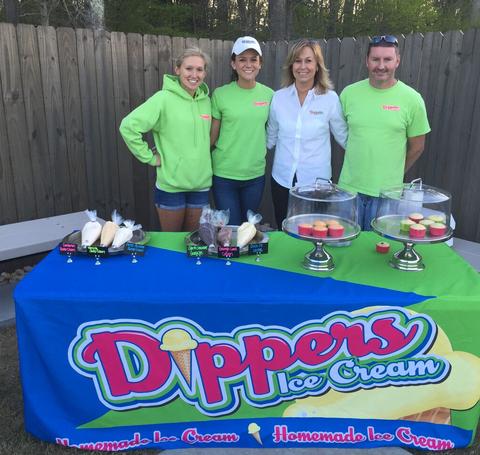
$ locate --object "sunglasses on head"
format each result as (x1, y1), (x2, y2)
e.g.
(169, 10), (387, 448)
(369, 35), (398, 46)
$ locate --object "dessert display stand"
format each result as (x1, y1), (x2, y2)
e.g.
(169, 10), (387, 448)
(283, 215), (360, 271)
(372, 179), (453, 272)
(282, 179), (360, 272)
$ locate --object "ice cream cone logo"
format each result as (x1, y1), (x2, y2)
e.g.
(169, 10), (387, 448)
(248, 422), (262, 445)
(160, 329), (198, 386)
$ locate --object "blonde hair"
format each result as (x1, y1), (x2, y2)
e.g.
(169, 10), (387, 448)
(175, 47), (210, 71)
(282, 39), (333, 94)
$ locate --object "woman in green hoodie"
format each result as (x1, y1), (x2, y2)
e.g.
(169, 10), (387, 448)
(120, 48), (212, 232)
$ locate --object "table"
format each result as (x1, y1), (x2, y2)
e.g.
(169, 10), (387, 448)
(14, 232), (480, 451)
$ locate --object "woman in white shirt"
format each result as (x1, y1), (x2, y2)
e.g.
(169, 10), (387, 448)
(267, 39), (348, 229)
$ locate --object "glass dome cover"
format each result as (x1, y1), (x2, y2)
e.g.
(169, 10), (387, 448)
(283, 180), (359, 242)
(372, 179), (452, 242)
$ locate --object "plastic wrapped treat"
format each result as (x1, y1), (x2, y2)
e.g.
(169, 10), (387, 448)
(217, 227), (233, 246)
(198, 206), (217, 248)
(237, 210), (262, 248)
(112, 219), (142, 249)
(100, 209), (124, 247)
(81, 209), (102, 247)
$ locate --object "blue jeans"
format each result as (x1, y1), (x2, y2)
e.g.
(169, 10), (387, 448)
(357, 193), (380, 231)
(154, 187), (209, 210)
(212, 175), (265, 225)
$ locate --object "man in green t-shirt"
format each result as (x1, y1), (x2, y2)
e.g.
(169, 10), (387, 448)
(339, 35), (431, 230)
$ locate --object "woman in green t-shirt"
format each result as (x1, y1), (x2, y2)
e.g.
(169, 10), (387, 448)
(210, 36), (273, 225)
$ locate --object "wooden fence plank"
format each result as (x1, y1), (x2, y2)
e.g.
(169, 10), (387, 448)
(421, 32), (445, 186)
(172, 36), (185, 66)
(94, 29), (119, 216)
(259, 41), (275, 88)
(221, 40), (233, 86)
(273, 41), (288, 90)
(0, 73), (17, 224)
(198, 37), (212, 90)
(158, 35), (172, 88)
(57, 27), (89, 212)
(325, 37), (341, 91)
(16, 24), (53, 217)
(111, 31), (135, 219)
(76, 27), (104, 212)
(127, 33), (150, 229)
(211, 39), (223, 90)
(143, 33), (160, 229)
(0, 23), (37, 221)
(37, 25), (72, 215)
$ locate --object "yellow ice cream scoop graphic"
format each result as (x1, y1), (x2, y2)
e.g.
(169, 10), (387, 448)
(248, 422), (262, 445)
(160, 329), (198, 351)
(283, 308), (480, 424)
(161, 329), (198, 386)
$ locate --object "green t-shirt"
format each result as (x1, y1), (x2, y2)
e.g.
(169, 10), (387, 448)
(211, 81), (273, 180)
(339, 79), (430, 197)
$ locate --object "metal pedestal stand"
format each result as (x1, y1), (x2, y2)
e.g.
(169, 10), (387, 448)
(390, 241), (425, 272)
(372, 216), (453, 272)
(303, 241), (334, 271)
(283, 215), (360, 272)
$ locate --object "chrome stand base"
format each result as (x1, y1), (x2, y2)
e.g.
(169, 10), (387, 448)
(303, 241), (334, 271)
(389, 242), (425, 271)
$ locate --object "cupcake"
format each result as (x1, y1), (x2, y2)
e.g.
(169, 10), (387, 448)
(409, 223), (426, 239)
(328, 224), (345, 238)
(376, 241), (390, 253)
(400, 219), (415, 232)
(409, 212), (424, 223)
(312, 226), (328, 238)
(313, 220), (327, 229)
(430, 223), (447, 237)
(298, 223), (313, 236)
(428, 214), (446, 223)
(419, 219), (435, 228)
(326, 219), (340, 227)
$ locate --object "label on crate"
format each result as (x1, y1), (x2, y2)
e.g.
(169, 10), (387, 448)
(217, 246), (240, 259)
(125, 243), (146, 256)
(59, 243), (77, 255)
(86, 246), (109, 257)
(248, 242), (268, 255)
(187, 245), (208, 258)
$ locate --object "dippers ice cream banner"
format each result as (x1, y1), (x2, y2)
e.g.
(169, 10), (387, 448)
(57, 308), (480, 451)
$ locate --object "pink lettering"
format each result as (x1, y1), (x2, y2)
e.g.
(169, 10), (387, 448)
(82, 331), (172, 396)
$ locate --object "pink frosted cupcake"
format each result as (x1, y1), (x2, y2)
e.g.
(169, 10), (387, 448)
(298, 223), (313, 236)
(409, 223), (426, 239)
(430, 223), (447, 237)
(409, 212), (424, 223)
(312, 226), (328, 238)
(328, 224), (345, 238)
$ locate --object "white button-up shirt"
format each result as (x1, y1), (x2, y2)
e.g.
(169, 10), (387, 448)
(267, 84), (348, 188)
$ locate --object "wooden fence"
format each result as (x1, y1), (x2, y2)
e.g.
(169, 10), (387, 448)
(1, 23), (480, 241)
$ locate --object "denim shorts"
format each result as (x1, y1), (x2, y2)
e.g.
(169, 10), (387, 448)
(154, 187), (209, 210)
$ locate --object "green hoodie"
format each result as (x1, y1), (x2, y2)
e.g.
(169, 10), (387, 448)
(120, 74), (212, 192)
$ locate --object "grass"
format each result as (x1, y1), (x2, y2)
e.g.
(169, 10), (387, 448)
(1, 323), (479, 454)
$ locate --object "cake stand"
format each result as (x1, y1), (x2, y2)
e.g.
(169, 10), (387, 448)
(283, 215), (360, 271)
(371, 215), (453, 271)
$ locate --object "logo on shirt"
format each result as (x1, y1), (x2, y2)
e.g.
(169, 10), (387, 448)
(383, 105), (400, 111)
(309, 110), (323, 115)
(254, 101), (269, 107)
(200, 114), (211, 120)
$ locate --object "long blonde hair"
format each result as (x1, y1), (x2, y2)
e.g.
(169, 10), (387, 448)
(282, 39), (333, 94)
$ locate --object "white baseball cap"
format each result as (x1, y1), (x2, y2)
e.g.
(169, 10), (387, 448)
(232, 36), (262, 57)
